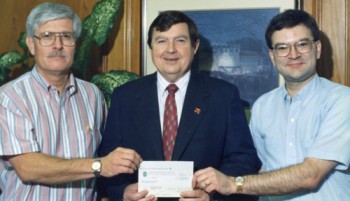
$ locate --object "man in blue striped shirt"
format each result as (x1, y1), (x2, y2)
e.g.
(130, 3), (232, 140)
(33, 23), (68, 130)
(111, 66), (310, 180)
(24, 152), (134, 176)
(0, 2), (142, 200)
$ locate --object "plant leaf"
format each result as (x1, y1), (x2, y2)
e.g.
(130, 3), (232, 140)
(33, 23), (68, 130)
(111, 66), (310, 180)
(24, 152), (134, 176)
(81, 0), (122, 45)
(0, 50), (27, 68)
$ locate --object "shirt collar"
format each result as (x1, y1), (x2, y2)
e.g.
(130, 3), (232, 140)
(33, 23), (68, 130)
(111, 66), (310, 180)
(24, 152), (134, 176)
(157, 71), (191, 95)
(31, 66), (77, 95)
(282, 74), (319, 105)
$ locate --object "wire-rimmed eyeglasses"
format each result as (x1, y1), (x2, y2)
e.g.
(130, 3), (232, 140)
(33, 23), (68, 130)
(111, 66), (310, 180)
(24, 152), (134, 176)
(33, 32), (76, 47)
(273, 39), (317, 57)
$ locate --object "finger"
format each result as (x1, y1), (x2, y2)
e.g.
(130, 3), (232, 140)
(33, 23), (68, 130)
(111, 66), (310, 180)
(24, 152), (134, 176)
(203, 184), (215, 194)
(180, 189), (199, 198)
(196, 174), (209, 185)
(204, 179), (211, 186)
(113, 165), (136, 174)
(109, 155), (140, 174)
(118, 149), (143, 166)
(181, 189), (209, 200)
(135, 192), (157, 201)
(196, 181), (205, 189)
(116, 148), (142, 161)
(124, 185), (149, 201)
(192, 175), (205, 189)
(112, 151), (142, 170)
(194, 167), (214, 180)
(118, 158), (138, 170)
(132, 190), (149, 200)
(191, 176), (197, 188)
(143, 194), (156, 201)
(193, 168), (208, 177)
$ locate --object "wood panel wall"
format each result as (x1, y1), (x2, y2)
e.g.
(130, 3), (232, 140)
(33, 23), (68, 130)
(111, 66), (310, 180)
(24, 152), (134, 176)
(102, 0), (141, 75)
(303, 0), (350, 86)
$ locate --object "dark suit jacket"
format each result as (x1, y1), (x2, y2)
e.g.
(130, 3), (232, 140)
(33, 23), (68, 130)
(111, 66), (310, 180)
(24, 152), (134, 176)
(97, 72), (261, 201)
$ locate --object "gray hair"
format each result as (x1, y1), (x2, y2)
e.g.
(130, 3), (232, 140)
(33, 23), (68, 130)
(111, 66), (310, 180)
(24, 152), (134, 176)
(26, 2), (82, 38)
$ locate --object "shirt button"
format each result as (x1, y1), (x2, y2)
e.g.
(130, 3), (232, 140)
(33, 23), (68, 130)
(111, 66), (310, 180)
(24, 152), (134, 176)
(289, 142), (293, 146)
(290, 118), (295, 122)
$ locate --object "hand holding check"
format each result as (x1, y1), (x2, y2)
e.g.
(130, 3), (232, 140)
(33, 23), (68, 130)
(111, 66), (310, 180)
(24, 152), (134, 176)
(193, 167), (234, 196)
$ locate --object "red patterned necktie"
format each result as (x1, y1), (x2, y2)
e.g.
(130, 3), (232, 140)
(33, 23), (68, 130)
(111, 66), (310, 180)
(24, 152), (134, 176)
(163, 84), (179, 161)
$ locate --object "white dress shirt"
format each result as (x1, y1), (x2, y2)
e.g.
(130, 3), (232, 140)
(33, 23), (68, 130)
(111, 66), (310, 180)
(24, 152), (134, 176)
(157, 71), (190, 133)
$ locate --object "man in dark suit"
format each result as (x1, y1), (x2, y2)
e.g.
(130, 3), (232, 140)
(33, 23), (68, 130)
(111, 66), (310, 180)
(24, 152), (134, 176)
(97, 10), (261, 201)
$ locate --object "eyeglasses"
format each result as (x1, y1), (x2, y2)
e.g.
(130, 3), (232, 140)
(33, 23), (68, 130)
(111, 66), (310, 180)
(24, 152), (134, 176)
(33, 32), (76, 47)
(273, 40), (316, 57)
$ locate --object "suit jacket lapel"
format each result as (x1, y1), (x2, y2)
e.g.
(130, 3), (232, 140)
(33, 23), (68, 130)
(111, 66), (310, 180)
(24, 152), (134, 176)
(172, 74), (209, 160)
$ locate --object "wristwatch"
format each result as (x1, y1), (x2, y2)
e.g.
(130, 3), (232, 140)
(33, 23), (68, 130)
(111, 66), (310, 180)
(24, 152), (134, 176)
(91, 159), (102, 177)
(234, 176), (245, 193)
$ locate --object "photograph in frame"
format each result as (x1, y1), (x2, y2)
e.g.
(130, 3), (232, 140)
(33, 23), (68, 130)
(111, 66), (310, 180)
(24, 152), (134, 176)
(142, 0), (296, 106)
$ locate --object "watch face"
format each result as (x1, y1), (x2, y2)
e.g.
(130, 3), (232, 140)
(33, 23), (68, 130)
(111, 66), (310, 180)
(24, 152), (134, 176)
(235, 176), (244, 186)
(92, 161), (101, 171)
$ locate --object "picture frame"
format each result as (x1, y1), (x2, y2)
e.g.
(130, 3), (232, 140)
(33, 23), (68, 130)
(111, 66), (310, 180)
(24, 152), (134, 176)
(142, 0), (296, 106)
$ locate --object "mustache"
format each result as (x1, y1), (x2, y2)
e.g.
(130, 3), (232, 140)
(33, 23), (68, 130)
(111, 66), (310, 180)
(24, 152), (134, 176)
(47, 51), (67, 57)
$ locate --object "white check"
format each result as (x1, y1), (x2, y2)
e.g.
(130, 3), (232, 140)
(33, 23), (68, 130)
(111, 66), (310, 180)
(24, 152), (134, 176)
(138, 161), (193, 197)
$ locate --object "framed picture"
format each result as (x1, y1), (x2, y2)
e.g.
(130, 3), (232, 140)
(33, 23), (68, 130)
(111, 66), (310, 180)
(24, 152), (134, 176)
(142, 0), (296, 107)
